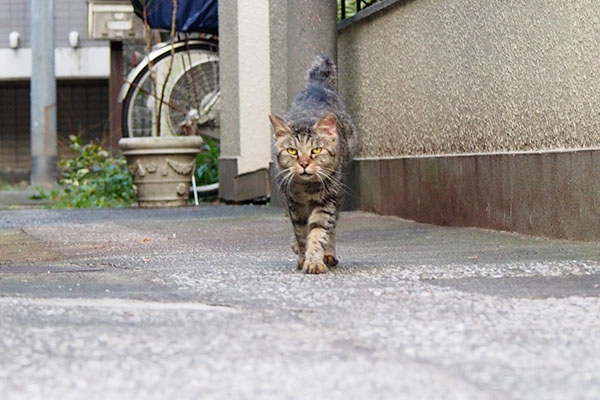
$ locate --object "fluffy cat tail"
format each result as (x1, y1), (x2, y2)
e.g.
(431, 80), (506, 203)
(306, 55), (337, 88)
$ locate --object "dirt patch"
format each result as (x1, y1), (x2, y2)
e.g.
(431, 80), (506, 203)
(0, 229), (62, 265)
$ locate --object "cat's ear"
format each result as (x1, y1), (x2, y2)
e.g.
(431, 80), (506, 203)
(269, 114), (292, 139)
(314, 113), (337, 138)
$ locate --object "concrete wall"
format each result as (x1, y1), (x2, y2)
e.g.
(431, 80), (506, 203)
(337, 0), (600, 241)
(338, 0), (600, 157)
(269, 1), (288, 117)
(218, 0), (272, 203)
(346, 150), (600, 241)
(218, 0), (240, 161)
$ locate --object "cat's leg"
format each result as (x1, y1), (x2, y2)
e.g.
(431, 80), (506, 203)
(291, 237), (303, 269)
(323, 230), (338, 267)
(303, 206), (336, 274)
(291, 221), (308, 270)
(322, 208), (339, 267)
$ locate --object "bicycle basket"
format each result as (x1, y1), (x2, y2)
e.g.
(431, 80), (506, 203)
(131, 0), (218, 34)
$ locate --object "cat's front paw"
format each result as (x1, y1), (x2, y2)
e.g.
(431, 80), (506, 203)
(296, 257), (305, 270)
(323, 255), (338, 267)
(303, 262), (328, 274)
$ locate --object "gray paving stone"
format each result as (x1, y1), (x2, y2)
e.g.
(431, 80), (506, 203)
(0, 206), (599, 400)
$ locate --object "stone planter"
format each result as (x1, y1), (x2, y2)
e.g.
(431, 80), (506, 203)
(119, 136), (204, 208)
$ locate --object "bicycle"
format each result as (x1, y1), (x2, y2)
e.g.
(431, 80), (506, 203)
(119, 36), (219, 140)
(119, 0), (220, 199)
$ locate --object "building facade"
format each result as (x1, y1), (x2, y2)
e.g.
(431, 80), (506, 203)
(0, 0), (110, 182)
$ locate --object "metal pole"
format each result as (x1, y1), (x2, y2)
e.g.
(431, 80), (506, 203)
(30, 0), (57, 186)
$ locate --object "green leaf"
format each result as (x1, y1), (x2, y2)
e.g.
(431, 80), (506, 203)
(76, 168), (90, 179)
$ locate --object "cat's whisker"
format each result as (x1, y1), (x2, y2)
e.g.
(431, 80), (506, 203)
(274, 167), (292, 182)
(314, 171), (327, 198)
(284, 172), (295, 199)
(317, 170), (342, 199)
(276, 167), (292, 180)
(281, 172), (294, 194)
(276, 169), (294, 196)
(319, 168), (353, 195)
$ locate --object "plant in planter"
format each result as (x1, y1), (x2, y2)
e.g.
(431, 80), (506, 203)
(118, 0), (219, 207)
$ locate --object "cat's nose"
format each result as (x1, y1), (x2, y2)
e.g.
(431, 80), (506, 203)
(299, 160), (310, 169)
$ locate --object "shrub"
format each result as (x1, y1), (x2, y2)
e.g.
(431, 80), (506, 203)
(38, 135), (136, 208)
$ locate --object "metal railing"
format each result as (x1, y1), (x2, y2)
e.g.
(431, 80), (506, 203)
(339, 0), (380, 21)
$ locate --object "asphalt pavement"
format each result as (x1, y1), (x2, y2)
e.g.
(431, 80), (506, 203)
(0, 205), (599, 400)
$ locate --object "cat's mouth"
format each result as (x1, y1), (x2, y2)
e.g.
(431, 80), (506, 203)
(298, 171), (315, 180)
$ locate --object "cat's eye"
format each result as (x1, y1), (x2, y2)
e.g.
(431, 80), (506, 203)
(286, 148), (298, 155)
(311, 147), (323, 155)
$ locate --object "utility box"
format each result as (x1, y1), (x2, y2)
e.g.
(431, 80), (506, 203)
(87, 1), (145, 40)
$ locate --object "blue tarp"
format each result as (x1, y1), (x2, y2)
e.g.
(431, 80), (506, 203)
(131, 0), (218, 34)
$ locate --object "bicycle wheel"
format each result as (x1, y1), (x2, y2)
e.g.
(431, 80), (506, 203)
(121, 40), (220, 139)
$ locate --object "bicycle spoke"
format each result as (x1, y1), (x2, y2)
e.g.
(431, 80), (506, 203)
(125, 79), (187, 114)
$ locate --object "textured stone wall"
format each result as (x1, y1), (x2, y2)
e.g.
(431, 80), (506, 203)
(269, 1), (288, 117)
(338, 0), (600, 157)
(218, 0), (239, 158)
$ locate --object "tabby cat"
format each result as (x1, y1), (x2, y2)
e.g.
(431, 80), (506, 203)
(270, 55), (358, 274)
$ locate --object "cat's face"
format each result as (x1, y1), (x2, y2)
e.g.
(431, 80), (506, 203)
(270, 113), (338, 182)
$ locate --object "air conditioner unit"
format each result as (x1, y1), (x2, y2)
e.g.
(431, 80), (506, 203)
(87, 1), (145, 40)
